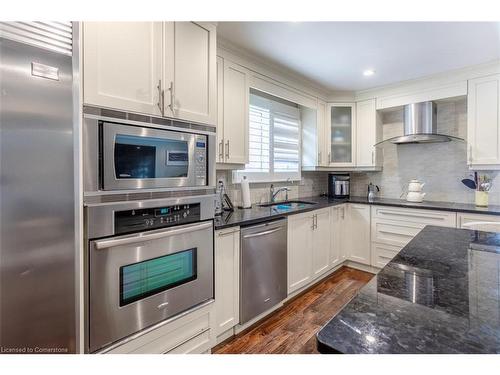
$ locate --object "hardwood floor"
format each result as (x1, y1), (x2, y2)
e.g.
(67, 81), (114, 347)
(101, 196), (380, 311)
(212, 266), (373, 354)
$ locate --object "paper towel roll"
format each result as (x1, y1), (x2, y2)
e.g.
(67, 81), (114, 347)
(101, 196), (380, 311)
(241, 176), (251, 208)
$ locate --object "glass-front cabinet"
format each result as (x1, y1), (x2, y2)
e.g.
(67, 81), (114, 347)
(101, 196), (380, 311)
(327, 103), (356, 167)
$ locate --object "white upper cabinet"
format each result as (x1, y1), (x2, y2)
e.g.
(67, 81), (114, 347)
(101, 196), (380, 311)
(83, 22), (216, 125)
(327, 103), (356, 167)
(222, 60), (249, 164)
(317, 100), (329, 167)
(83, 22), (163, 116)
(467, 74), (500, 168)
(356, 99), (381, 169)
(163, 22), (217, 125)
(216, 56), (225, 163)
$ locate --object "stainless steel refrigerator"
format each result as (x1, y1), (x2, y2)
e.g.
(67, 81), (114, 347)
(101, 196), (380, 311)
(0, 22), (76, 353)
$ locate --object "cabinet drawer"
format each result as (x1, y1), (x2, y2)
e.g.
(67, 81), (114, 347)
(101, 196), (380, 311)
(371, 242), (402, 268)
(105, 303), (213, 354)
(166, 330), (211, 354)
(371, 219), (425, 247)
(372, 206), (456, 227)
(457, 213), (500, 232)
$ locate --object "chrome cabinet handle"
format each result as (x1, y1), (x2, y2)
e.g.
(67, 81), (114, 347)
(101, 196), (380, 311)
(225, 140), (230, 159)
(372, 150), (374, 165)
(94, 221), (212, 250)
(218, 140), (224, 161)
(243, 227), (283, 239)
(318, 151), (322, 164)
(218, 227), (239, 237)
(157, 79), (165, 116)
(328, 152), (331, 163)
(168, 81), (175, 112)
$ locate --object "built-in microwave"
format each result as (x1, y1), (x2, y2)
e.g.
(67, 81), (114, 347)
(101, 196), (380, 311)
(83, 109), (216, 193)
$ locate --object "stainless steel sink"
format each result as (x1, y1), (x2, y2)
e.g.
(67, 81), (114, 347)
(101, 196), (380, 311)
(258, 200), (317, 210)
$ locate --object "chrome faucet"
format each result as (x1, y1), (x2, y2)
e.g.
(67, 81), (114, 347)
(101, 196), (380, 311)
(270, 184), (290, 203)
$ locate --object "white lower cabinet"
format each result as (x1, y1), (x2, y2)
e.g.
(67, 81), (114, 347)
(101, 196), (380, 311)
(312, 208), (331, 278)
(287, 211), (314, 294)
(468, 249), (500, 327)
(214, 227), (240, 337)
(370, 205), (457, 268)
(347, 204), (371, 265)
(371, 242), (401, 269)
(330, 205), (347, 266)
(104, 302), (215, 354)
(457, 212), (500, 232)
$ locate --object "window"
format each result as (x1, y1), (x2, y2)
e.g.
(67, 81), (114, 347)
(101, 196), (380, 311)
(234, 89), (301, 183)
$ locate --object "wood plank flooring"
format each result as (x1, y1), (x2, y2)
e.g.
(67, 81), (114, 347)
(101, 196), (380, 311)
(212, 266), (373, 354)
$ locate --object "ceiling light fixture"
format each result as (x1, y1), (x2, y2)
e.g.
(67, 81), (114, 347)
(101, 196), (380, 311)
(363, 69), (375, 77)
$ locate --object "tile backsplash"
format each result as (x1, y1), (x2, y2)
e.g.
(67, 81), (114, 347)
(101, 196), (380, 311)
(217, 98), (500, 207)
(216, 170), (328, 206)
(351, 98), (500, 204)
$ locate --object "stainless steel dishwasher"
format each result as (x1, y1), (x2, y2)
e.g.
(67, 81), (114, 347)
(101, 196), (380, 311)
(240, 218), (287, 324)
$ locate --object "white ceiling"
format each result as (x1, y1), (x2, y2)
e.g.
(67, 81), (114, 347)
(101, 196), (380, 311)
(217, 22), (500, 92)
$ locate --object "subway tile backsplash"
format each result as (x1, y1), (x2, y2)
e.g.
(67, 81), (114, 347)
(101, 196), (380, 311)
(216, 170), (328, 206)
(217, 98), (500, 207)
(351, 98), (500, 204)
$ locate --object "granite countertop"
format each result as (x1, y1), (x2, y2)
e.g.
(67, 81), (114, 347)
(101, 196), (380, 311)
(316, 226), (500, 354)
(214, 195), (500, 230)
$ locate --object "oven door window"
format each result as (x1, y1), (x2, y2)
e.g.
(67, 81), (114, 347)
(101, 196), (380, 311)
(114, 134), (189, 179)
(120, 248), (197, 306)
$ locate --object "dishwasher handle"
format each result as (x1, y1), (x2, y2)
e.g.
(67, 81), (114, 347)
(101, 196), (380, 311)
(242, 227), (283, 239)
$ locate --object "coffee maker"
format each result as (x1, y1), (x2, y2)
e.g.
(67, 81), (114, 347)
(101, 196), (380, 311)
(328, 174), (350, 199)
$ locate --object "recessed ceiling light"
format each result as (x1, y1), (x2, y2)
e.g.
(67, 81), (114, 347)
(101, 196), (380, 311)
(363, 69), (375, 77)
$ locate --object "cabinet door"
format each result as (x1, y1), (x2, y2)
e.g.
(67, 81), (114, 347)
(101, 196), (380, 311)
(467, 74), (500, 167)
(327, 103), (356, 167)
(83, 22), (162, 115)
(222, 60), (249, 164)
(164, 22), (217, 125)
(348, 204), (371, 265)
(317, 100), (328, 167)
(215, 228), (240, 336)
(356, 98), (378, 167)
(216, 56), (225, 163)
(312, 208), (331, 278)
(330, 206), (344, 267)
(287, 213), (313, 294)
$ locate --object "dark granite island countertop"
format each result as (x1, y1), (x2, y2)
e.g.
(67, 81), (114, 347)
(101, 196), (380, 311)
(317, 226), (500, 354)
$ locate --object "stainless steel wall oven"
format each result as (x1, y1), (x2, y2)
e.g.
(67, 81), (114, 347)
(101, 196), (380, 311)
(85, 195), (214, 353)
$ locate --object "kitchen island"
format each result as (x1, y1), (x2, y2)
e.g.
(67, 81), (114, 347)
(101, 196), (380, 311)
(316, 225), (500, 354)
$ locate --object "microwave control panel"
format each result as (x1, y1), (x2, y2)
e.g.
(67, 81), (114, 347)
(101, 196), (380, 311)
(114, 203), (201, 235)
(194, 135), (207, 186)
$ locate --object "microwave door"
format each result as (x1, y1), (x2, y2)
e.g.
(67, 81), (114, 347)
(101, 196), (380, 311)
(102, 123), (199, 190)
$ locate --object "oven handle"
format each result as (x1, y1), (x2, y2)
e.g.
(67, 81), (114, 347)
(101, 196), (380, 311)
(94, 221), (213, 250)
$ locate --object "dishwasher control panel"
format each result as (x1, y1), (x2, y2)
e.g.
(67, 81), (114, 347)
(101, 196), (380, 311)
(114, 203), (201, 235)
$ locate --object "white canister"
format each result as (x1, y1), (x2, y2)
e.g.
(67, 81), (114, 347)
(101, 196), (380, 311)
(241, 176), (252, 208)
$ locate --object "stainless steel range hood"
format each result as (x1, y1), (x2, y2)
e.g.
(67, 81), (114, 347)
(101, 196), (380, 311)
(380, 101), (464, 145)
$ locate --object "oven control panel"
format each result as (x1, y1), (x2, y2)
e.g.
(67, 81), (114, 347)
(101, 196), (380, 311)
(194, 135), (207, 186)
(114, 203), (201, 235)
